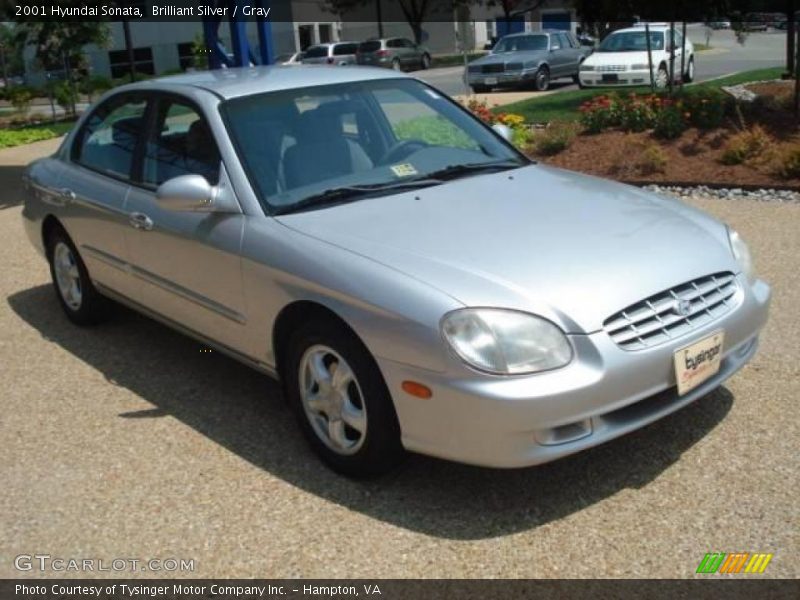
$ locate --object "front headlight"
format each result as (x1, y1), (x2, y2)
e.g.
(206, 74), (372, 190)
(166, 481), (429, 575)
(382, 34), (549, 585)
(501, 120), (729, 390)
(631, 63), (650, 70)
(728, 228), (756, 284)
(441, 309), (573, 375)
(580, 64), (595, 71)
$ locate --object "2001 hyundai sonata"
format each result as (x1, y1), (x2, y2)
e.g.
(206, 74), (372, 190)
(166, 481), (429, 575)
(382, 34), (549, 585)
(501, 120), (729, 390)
(22, 66), (770, 476)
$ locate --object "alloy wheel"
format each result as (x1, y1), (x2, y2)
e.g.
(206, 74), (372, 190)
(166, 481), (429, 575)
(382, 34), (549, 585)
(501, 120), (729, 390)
(299, 344), (367, 455)
(53, 241), (82, 310)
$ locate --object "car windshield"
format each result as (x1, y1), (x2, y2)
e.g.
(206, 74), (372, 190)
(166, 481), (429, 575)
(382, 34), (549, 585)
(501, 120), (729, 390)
(493, 34), (548, 53)
(222, 78), (526, 213)
(598, 31), (665, 52)
(304, 45), (328, 58)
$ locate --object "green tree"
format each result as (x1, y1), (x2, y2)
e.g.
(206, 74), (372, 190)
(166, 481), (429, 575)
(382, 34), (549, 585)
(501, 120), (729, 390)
(15, 20), (110, 114)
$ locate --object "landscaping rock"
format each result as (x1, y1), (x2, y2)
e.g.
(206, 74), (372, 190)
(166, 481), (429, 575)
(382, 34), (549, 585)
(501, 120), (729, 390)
(643, 183), (800, 203)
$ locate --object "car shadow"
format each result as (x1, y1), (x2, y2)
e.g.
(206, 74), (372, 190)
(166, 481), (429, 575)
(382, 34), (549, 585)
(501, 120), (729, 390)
(8, 284), (734, 541)
(0, 165), (26, 210)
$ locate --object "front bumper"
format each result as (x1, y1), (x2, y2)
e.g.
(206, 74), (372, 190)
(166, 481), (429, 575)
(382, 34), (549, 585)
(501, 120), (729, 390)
(466, 70), (536, 87)
(579, 69), (653, 87)
(379, 275), (770, 468)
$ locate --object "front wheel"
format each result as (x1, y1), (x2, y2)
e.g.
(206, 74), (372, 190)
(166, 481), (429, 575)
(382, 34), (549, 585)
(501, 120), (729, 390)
(655, 65), (669, 89)
(533, 66), (550, 91)
(284, 319), (405, 477)
(46, 226), (110, 325)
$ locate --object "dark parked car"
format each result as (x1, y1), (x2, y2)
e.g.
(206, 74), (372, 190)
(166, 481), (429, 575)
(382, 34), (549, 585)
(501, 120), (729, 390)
(466, 30), (591, 93)
(356, 38), (431, 71)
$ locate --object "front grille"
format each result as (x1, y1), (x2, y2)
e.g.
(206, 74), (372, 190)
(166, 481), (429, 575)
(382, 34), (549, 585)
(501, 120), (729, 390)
(597, 64), (627, 72)
(505, 62), (524, 71)
(482, 63), (505, 73)
(603, 272), (739, 350)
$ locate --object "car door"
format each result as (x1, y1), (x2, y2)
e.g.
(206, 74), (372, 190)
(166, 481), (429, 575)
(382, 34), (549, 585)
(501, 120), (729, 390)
(123, 94), (248, 351)
(547, 34), (569, 77)
(404, 38), (422, 67)
(57, 93), (148, 295)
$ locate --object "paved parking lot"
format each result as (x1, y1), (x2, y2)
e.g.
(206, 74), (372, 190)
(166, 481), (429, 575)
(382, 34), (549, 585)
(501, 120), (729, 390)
(0, 139), (798, 578)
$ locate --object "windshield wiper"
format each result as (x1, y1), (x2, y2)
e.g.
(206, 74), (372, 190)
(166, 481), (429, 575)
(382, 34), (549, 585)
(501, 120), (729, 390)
(273, 179), (442, 215)
(423, 160), (523, 182)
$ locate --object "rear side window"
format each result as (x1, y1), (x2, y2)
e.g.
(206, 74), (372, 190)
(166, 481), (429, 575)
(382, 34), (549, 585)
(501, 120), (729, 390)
(334, 43), (359, 55)
(387, 39), (402, 48)
(142, 99), (220, 186)
(304, 45), (328, 58)
(73, 96), (147, 179)
(359, 40), (381, 52)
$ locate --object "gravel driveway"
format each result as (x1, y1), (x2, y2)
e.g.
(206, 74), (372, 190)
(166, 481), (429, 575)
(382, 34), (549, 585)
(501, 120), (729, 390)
(0, 139), (798, 578)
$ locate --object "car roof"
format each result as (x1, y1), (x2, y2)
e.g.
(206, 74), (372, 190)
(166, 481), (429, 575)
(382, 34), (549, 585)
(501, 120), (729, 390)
(122, 65), (410, 100)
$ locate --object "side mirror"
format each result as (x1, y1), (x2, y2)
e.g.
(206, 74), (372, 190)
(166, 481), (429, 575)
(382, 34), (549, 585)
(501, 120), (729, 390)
(492, 123), (513, 142)
(156, 174), (216, 212)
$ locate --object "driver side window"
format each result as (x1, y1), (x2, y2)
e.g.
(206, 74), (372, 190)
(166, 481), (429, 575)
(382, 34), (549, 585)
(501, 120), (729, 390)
(372, 87), (478, 151)
(141, 99), (221, 187)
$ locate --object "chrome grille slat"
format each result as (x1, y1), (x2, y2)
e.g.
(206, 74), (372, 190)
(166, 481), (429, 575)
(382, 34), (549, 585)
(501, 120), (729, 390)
(603, 272), (740, 350)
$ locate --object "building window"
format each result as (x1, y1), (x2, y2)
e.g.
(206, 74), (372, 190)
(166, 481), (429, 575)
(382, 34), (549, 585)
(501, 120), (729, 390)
(108, 47), (155, 79)
(177, 43), (195, 70)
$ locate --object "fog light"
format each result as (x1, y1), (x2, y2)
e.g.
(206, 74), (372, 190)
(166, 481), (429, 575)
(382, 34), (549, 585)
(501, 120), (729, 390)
(535, 419), (592, 445)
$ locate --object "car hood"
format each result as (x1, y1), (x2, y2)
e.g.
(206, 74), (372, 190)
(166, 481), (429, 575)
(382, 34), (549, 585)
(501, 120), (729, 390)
(276, 165), (736, 333)
(472, 50), (548, 64)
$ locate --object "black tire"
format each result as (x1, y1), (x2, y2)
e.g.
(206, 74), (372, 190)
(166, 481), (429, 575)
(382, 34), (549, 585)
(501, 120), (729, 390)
(471, 84), (491, 94)
(46, 225), (110, 326)
(284, 318), (405, 478)
(534, 66), (550, 91)
(391, 58), (402, 72)
(420, 53), (431, 69)
(655, 64), (669, 89)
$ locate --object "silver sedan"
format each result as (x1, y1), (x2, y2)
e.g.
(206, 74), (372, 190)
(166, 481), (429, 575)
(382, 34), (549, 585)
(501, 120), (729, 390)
(21, 66), (770, 476)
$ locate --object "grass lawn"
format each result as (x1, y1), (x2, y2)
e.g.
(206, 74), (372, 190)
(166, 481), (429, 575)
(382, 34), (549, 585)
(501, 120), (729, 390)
(495, 67), (785, 124)
(0, 121), (74, 149)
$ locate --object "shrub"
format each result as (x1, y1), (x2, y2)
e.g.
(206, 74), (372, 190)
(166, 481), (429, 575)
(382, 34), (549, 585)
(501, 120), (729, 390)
(532, 122), (577, 156)
(720, 125), (773, 165)
(682, 88), (728, 129)
(79, 75), (113, 99)
(578, 94), (621, 133)
(8, 86), (34, 114)
(636, 143), (668, 174)
(52, 81), (78, 114)
(653, 103), (688, 139)
(775, 145), (800, 178)
(464, 96), (496, 124)
(619, 95), (657, 132)
(464, 98), (530, 148)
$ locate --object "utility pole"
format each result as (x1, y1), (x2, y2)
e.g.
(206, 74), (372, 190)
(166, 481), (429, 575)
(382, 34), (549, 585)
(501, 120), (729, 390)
(376, 0), (384, 38)
(668, 20), (675, 95)
(645, 22), (654, 91)
(122, 19), (136, 83)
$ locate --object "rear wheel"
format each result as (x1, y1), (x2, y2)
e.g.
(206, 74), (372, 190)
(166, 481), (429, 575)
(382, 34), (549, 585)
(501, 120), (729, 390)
(284, 318), (405, 477)
(46, 226), (109, 325)
(420, 53), (431, 69)
(391, 58), (402, 71)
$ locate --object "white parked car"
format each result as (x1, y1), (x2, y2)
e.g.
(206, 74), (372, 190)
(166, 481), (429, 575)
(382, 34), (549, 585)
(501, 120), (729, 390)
(579, 25), (695, 89)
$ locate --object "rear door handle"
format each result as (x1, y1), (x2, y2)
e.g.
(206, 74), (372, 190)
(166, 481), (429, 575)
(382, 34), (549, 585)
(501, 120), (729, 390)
(129, 212), (154, 231)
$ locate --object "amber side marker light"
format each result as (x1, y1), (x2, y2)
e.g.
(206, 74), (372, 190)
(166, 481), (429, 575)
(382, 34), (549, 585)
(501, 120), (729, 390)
(402, 381), (433, 399)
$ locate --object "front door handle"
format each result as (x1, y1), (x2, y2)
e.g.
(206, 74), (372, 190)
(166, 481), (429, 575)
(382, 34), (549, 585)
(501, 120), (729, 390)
(129, 212), (154, 231)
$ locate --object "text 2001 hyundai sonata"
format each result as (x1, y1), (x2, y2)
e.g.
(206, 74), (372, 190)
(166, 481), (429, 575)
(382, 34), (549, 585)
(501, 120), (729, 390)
(22, 66), (770, 476)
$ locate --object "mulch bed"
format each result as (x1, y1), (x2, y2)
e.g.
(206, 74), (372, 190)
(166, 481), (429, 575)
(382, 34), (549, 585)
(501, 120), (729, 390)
(529, 127), (798, 188)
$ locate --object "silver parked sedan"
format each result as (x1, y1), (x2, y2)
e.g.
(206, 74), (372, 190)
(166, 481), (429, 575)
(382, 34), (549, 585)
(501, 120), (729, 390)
(22, 66), (770, 477)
